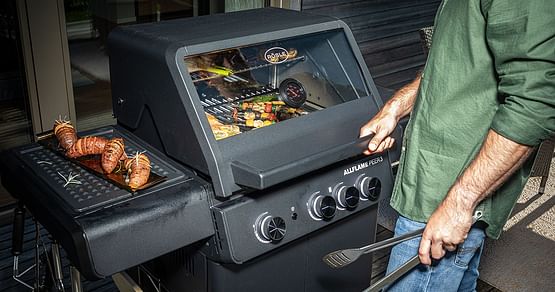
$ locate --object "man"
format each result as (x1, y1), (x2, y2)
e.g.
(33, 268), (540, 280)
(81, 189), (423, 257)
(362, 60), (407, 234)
(360, 1), (554, 291)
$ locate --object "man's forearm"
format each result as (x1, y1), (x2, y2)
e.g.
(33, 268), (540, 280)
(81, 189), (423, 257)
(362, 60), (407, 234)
(382, 74), (421, 121)
(442, 130), (534, 213)
(419, 130), (534, 264)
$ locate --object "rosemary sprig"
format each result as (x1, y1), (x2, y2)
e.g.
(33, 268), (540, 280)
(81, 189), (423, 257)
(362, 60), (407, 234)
(57, 171), (82, 187)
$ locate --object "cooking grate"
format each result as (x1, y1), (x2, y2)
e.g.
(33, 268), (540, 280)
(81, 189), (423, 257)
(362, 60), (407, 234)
(17, 127), (183, 213)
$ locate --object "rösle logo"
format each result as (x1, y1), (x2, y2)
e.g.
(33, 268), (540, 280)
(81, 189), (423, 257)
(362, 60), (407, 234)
(264, 47), (289, 64)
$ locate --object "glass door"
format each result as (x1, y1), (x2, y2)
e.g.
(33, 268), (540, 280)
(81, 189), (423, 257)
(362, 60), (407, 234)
(64, 0), (222, 131)
(0, 0), (33, 150)
(0, 0), (34, 208)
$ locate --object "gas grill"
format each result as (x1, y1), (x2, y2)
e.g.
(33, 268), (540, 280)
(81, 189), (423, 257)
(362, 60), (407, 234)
(2, 8), (397, 292)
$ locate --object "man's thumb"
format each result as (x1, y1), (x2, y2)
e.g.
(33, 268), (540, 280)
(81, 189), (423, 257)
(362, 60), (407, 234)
(368, 130), (387, 151)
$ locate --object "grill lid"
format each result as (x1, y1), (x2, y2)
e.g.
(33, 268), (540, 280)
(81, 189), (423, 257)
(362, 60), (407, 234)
(109, 8), (383, 197)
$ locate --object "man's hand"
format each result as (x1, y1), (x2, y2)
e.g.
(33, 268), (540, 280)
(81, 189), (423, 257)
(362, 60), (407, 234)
(418, 196), (474, 265)
(360, 112), (398, 155)
(359, 75), (421, 155)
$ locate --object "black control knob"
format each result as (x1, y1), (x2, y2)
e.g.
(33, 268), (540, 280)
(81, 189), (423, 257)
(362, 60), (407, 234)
(334, 185), (360, 209)
(256, 215), (286, 243)
(310, 195), (337, 220)
(357, 176), (382, 201)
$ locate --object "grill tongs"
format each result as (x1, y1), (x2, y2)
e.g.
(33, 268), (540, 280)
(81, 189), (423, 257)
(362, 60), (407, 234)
(323, 212), (482, 292)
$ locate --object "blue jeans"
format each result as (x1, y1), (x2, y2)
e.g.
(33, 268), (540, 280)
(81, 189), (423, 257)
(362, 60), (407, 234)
(384, 216), (486, 292)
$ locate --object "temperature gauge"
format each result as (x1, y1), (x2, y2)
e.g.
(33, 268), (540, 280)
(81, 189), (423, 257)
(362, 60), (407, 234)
(279, 78), (307, 108)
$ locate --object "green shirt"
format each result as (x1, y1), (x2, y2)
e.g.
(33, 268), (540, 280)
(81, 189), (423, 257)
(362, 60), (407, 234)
(390, 0), (555, 239)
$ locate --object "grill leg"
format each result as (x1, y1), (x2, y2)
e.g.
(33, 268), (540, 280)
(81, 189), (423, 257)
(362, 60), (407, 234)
(12, 203), (35, 290)
(51, 242), (65, 291)
(71, 266), (83, 292)
(34, 220), (41, 290)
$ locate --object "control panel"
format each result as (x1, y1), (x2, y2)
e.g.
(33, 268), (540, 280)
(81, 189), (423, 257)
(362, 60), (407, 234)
(209, 154), (392, 264)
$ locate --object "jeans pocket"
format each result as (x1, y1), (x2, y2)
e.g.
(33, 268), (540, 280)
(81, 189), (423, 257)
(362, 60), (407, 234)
(454, 229), (485, 269)
(454, 246), (480, 268)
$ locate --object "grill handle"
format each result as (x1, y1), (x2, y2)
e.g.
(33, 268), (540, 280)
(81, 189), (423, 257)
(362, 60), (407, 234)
(231, 134), (375, 189)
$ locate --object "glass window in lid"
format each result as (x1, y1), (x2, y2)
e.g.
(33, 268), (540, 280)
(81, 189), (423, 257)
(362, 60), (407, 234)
(185, 30), (369, 140)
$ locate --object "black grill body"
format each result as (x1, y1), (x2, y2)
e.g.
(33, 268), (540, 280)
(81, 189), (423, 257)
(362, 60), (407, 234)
(2, 8), (398, 292)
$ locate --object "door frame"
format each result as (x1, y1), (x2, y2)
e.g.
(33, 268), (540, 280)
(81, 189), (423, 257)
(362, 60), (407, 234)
(17, 0), (76, 136)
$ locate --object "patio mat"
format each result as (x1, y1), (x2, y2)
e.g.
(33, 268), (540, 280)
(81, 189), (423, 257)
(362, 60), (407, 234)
(479, 158), (555, 291)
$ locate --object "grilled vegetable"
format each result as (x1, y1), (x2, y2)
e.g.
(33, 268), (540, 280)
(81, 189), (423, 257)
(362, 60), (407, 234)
(243, 119), (266, 128)
(253, 120), (264, 128)
(101, 138), (126, 173)
(276, 111), (295, 121)
(66, 136), (108, 158)
(233, 111), (276, 121)
(125, 153), (151, 189)
(251, 95), (276, 103)
(53, 120), (77, 150)
(265, 103), (273, 113)
(243, 111), (257, 120)
(240, 101), (284, 112)
(255, 104), (267, 112)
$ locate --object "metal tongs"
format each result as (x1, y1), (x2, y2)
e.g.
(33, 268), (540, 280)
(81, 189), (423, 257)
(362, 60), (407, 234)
(323, 211), (483, 292)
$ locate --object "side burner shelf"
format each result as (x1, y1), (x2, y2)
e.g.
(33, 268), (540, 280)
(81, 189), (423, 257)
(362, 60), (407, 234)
(2, 125), (214, 279)
(17, 127), (185, 214)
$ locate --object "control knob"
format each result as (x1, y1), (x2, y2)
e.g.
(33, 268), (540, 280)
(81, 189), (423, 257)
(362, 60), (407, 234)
(308, 194), (336, 220)
(357, 176), (381, 201)
(333, 184), (360, 209)
(255, 214), (286, 243)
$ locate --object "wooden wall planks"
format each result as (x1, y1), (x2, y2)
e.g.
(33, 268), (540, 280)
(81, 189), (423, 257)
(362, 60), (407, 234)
(302, 0), (441, 90)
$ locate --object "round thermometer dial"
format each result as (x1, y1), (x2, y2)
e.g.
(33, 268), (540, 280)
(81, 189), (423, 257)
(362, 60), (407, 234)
(279, 78), (307, 108)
